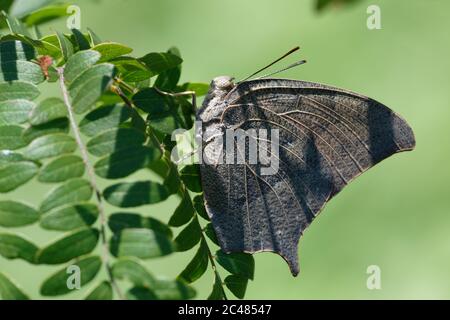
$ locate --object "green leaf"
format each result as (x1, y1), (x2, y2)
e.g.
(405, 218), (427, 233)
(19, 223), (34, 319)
(204, 223), (219, 246)
(0, 40), (35, 62)
(0, 81), (39, 101)
(86, 127), (145, 157)
(178, 238), (209, 283)
(85, 281), (113, 300)
(22, 4), (70, 26)
(103, 180), (169, 208)
(193, 194), (209, 221)
(9, 0), (56, 17)
(79, 104), (131, 137)
(0, 150), (26, 163)
(180, 164), (202, 192)
(0, 59), (44, 84)
(38, 155), (84, 183)
(92, 42), (133, 63)
(64, 50), (101, 85)
(108, 213), (172, 238)
(132, 88), (188, 134)
(126, 286), (157, 300)
(40, 178), (93, 213)
(28, 97), (67, 125)
(0, 161), (38, 193)
(0, 125), (26, 149)
(40, 203), (99, 231)
(68, 63), (116, 114)
(36, 228), (99, 264)
(169, 191), (195, 227)
(112, 258), (195, 299)
(154, 47), (181, 90)
(216, 251), (255, 280)
(87, 28), (102, 46)
(132, 279), (196, 300)
(0, 233), (38, 263)
(224, 274), (248, 299)
(139, 52), (183, 77)
(22, 118), (69, 143)
(0, 272), (29, 300)
(208, 273), (225, 300)
(174, 217), (202, 252)
(40, 255), (102, 296)
(111, 257), (155, 287)
(94, 146), (160, 179)
(56, 31), (73, 61)
(1, 11), (31, 37)
(70, 29), (91, 51)
(24, 133), (75, 160)
(0, 200), (39, 227)
(110, 57), (151, 82)
(110, 228), (174, 259)
(0, 100), (34, 125)
(180, 82), (210, 97)
(163, 160), (181, 195)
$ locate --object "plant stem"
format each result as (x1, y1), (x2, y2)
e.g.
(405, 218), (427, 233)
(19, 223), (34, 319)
(57, 68), (125, 300)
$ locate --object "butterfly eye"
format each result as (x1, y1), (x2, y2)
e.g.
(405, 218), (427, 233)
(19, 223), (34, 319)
(213, 76), (234, 90)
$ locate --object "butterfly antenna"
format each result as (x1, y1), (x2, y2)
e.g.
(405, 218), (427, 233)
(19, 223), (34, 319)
(255, 59), (307, 80)
(237, 46), (300, 83)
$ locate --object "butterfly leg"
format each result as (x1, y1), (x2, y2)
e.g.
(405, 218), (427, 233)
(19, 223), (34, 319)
(154, 87), (197, 113)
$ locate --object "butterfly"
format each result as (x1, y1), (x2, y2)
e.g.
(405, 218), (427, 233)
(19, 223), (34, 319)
(194, 48), (415, 276)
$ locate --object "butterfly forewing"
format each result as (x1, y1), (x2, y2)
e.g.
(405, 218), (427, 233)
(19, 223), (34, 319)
(198, 79), (415, 276)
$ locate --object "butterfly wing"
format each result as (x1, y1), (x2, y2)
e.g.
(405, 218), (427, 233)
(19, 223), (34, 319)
(199, 79), (415, 276)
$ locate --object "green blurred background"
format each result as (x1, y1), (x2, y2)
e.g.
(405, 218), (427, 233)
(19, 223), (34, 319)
(1, 0), (450, 299)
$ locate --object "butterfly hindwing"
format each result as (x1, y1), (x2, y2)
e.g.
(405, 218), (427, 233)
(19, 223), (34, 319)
(199, 79), (415, 276)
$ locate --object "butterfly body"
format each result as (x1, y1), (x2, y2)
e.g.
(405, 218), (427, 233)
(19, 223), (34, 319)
(197, 76), (415, 276)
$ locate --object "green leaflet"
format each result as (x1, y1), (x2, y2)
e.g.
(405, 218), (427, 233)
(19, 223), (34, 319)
(68, 63), (116, 114)
(40, 255), (102, 296)
(178, 238), (209, 283)
(0, 161), (38, 193)
(86, 127), (146, 157)
(0, 233), (39, 264)
(92, 42), (133, 62)
(24, 133), (76, 160)
(64, 50), (101, 84)
(40, 178), (93, 213)
(169, 191), (195, 227)
(23, 4), (71, 27)
(78, 104), (132, 137)
(174, 217), (202, 252)
(0, 200), (39, 227)
(224, 274), (248, 299)
(36, 228), (100, 264)
(215, 250), (255, 280)
(108, 212), (172, 238)
(40, 203), (99, 231)
(38, 155), (84, 183)
(138, 52), (183, 77)
(56, 31), (74, 61)
(103, 180), (169, 208)
(0, 100), (35, 125)
(0, 40), (35, 62)
(94, 146), (161, 179)
(0, 60), (44, 84)
(110, 228), (174, 259)
(0, 272), (29, 300)
(28, 97), (67, 125)
(22, 118), (69, 143)
(85, 281), (113, 300)
(0, 81), (40, 102)
(0, 125), (27, 149)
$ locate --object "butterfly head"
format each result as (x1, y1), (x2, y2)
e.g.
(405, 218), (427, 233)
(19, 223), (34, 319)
(211, 75), (235, 91)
